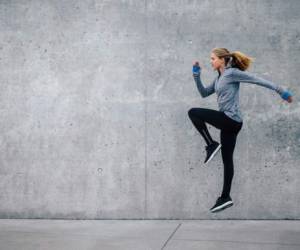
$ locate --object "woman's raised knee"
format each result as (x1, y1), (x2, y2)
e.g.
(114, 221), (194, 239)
(188, 108), (196, 118)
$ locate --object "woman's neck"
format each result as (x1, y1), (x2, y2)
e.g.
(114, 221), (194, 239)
(219, 65), (225, 75)
(218, 63), (232, 76)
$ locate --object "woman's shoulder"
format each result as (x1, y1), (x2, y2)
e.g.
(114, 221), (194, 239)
(225, 67), (247, 78)
(223, 67), (237, 77)
(226, 67), (241, 73)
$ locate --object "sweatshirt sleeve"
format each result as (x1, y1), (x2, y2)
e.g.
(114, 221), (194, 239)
(230, 68), (285, 95)
(193, 74), (216, 98)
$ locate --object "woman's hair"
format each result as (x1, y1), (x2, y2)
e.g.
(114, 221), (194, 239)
(212, 47), (255, 71)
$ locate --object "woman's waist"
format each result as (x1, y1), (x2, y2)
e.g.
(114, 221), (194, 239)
(222, 110), (243, 124)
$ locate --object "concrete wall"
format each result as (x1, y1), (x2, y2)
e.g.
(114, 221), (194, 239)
(0, 0), (299, 219)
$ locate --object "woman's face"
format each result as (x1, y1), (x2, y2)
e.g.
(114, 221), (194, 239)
(210, 52), (225, 71)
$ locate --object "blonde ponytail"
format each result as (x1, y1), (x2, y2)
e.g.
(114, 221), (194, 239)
(230, 51), (255, 71)
(212, 48), (255, 71)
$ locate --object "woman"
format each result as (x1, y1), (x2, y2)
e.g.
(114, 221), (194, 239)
(188, 48), (293, 213)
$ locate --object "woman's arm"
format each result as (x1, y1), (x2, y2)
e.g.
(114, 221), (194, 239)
(193, 74), (216, 98)
(229, 68), (285, 95)
(192, 61), (216, 98)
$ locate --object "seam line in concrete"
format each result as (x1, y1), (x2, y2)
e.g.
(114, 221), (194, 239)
(144, 0), (148, 219)
(171, 238), (300, 246)
(160, 223), (182, 250)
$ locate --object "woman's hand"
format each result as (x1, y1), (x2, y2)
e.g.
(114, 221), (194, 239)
(287, 95), (293, 103)
(192, 61), (201, 76)
(281, 90), (293, 103)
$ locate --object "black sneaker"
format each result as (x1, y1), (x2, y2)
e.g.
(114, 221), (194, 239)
(204, 141), (221, 164)
(210, 196), (233, 213)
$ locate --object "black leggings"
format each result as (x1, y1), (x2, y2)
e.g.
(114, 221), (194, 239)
(188, 108), (243, 198)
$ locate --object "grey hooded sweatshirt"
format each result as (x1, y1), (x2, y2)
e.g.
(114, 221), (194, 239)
(193, 66), (284, 123)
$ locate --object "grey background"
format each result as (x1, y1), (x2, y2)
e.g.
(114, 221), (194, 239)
(0, 0), (299, 219)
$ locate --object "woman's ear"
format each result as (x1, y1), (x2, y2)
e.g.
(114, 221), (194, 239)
(221, 57), (226, 65)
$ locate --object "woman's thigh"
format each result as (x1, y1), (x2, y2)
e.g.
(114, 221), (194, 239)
(188, 108), (232, 131)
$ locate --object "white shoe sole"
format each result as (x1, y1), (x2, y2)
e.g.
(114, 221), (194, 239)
(210, 201), (233, 213)
(205, 144), (221, 164)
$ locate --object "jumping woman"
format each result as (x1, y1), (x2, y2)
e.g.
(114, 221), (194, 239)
(188, 48), (293, 213)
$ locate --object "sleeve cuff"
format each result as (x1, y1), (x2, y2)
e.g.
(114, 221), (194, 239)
(276, 86), (285, 95)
